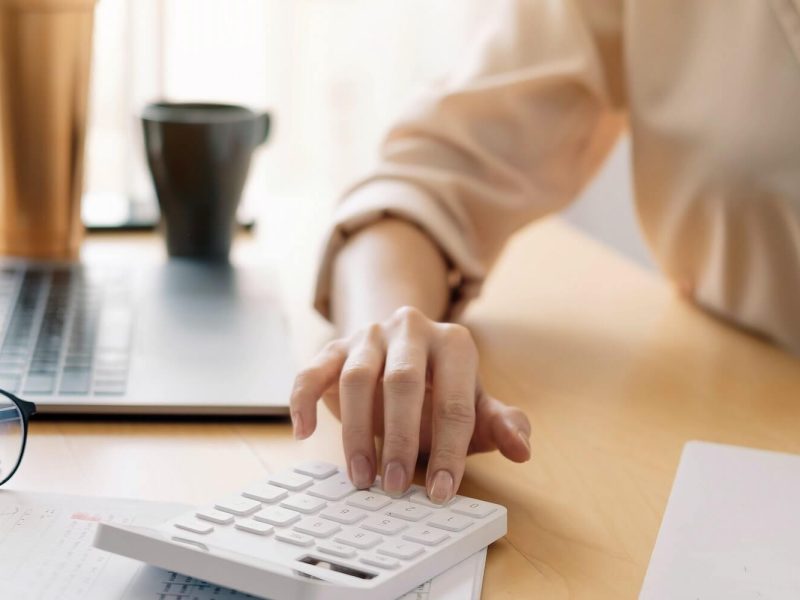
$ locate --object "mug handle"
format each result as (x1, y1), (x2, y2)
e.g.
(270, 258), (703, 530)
(254, 112), (271, 147)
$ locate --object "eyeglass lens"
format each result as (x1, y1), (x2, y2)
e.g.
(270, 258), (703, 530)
(0, 396), (24, 485)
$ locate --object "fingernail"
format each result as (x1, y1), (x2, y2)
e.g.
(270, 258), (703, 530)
(517, 430), (531, 454)
(382, 461), (407, 495)
(350, 454), (372, 489)
(292, 413), (304, 440)
(429, 470), (454, 504)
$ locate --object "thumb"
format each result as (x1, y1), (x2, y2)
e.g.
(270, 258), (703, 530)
(471, 392), (532, 462)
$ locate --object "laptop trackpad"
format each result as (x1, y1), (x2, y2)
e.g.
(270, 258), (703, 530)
(128, 261), (291, 406)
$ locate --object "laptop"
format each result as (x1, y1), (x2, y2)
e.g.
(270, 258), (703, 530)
(0, 258), (294, 415)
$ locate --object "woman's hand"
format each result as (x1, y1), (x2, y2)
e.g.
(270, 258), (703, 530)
(290, 306), (531, 504)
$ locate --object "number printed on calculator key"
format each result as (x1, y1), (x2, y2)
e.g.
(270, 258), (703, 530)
(334, 529), (382, 549)
(307, 474), (356, 501)
(450, 499), (497, 519)
(360, 516), (407, 535)
(426, 511), (473, 532)
(386, 502), (431, 522)
(293, 517), (340, 538)
(280, 494), (326, 514)
(317, 541), (357, 558)
(402, 526), (449, 546)
(346, 491), (392, 511)
(377, 540), (425, 560)
(320, 505), (367, 524)
(408, 491), (457, 508)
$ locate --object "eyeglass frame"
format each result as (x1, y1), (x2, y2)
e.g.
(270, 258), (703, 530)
(0, 388), (36, 487)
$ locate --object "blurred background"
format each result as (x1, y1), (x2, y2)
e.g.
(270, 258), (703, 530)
(84, 0), (653, 269)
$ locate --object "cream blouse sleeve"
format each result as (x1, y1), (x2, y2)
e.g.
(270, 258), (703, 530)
(314, 0), (626, 320)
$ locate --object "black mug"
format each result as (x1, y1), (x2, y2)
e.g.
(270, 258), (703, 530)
(141, 102), (271, 260)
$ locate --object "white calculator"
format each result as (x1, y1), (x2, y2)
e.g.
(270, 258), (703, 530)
(93, 461), (506, 600)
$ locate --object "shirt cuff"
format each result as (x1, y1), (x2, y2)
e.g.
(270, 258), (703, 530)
(313, 180), (485, 322)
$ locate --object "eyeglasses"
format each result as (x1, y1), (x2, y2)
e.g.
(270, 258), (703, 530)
(0, 389), (36, 487)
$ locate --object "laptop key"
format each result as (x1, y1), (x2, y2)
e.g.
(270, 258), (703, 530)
(93, 381), (127, 396)
(59, 369), (92, 394)
(0, 375), (20, 392)
(23, 374), (55, 394)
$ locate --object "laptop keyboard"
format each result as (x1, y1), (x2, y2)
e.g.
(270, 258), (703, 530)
(0, 266), (133, 396)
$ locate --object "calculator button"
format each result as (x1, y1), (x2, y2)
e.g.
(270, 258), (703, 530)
(346, 492), (392, 511)
(370, 477), (411, 497)
(275, 530), (314, 547)
(280, 494), (327, 515)
(377, 541), (425, 560)
(269, 472), (314, 491)
(334, 530), (382, 549)
(386, 502), (431, 522)
(294, 461), (339, 479)
(360, 516), (407, 535)
(307, 475), (356, 501)
(317, 542), (357, 559)
(409, 491), (456, 508)
(195, 508), (234, 525)
(450, 499), (497, 518)
(368, 476), (386, 495)
(174, 518), (213, 535)
(242, 484), (288, 503)
(360, 554), (400, 570)
(214, 497), (262, 516)
(426, 512), (474, 532)
(254, 506), (301, 527)
(293, 518), (341, 538)
(235, 519), (274, 536)
(402, 526), (449, 546)
(320, 505), (367, 525)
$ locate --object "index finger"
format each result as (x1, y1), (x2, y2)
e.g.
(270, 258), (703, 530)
(426, 324), (478, 504)
(289, 341), (347, 440)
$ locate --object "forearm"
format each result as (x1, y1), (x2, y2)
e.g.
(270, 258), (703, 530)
(331, 218), (450, 335)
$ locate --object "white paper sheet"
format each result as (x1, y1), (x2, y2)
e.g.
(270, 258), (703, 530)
(0, 491), (486, 600)
(640, 442), (800, 599)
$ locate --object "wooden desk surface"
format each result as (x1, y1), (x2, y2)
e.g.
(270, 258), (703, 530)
(11, 219), (800, 599)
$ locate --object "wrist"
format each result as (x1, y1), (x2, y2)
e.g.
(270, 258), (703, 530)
(331, 218), (450, 334)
